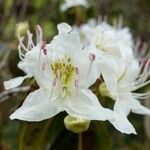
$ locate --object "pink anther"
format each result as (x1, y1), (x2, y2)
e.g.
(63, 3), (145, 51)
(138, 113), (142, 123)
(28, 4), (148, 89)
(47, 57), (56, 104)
(74, 79), (79, 87)
(89, 53), (96, 62)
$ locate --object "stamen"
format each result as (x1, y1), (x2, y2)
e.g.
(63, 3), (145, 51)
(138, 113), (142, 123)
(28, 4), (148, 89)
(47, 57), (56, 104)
(131, 59), (150, 91)
(27, 30), (35, 49)
(41, 41), (46, 50)
(42, 63), (46, 71)
(19, 37), (28, 52)
(89, 53), (96, 62)
(74, 79), (79, 87)
(87, 53), (96, 77)
(56, 69), (61, 79)
(53, 78), (57, 86)
(49, 78), (57, 101)
(75, 67), (79, 74)
(36, 25), (43, 44)
(133, 91), (150, 100)
(18, 45), (25, 60)
(43, 48), (47, 55)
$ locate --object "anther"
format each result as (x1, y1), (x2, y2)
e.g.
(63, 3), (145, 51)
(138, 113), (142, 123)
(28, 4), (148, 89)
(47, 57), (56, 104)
(89, 53), (96, 62)
(41, 41), (46, 49)
(43, 48), (47, 55)
(75, 67), (79, 74)
(74, 80), (79, 87)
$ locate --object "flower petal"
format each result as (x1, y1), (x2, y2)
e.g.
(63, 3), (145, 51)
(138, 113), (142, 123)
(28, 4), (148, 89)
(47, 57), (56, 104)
(110, 113), (137, 134)
(73, 46), (101, 88)
(57, 23), (72, 34)
(99, 54), (126, 97)
(4, 75), (31, 90)
(110, 100), (137, 134)
(10, 89), (62, 121)
(63, 89), (115, 121)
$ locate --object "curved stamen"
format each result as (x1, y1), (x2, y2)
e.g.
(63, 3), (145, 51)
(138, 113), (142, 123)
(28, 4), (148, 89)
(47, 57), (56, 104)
(133, 91), (150, 100)
(36, 25), (43, 44)
(19, 37), (28, 52)
(27, 30), (35, 50)
(18, 45), (25, 60)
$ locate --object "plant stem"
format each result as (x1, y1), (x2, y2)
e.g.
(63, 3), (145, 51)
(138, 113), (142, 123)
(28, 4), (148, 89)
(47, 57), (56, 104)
(78, 133), (82, 150)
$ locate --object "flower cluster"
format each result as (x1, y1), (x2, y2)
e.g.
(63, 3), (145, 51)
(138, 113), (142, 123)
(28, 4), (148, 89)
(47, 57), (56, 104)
(4, 19), (150, 134)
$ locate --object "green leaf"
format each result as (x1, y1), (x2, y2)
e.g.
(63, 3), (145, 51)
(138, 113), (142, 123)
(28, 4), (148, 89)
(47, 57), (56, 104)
(19, 119), (52, 150)
(91, 121), (112, 150)
(48, 113), (78, 150)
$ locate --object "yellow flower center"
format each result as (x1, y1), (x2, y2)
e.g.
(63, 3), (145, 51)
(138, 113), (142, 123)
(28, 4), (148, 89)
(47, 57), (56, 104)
(50, 56), (76, 88)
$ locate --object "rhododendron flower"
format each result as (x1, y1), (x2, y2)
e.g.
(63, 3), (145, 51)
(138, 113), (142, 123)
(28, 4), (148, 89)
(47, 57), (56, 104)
(76, 19), (150, 134)
(9, 23), (115, 122)
(109, 59), (150, 134)
(60, 0), (89, 12)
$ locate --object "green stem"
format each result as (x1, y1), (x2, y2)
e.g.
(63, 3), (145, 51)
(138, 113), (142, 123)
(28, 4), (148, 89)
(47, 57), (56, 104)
(78, 133), (82, 150)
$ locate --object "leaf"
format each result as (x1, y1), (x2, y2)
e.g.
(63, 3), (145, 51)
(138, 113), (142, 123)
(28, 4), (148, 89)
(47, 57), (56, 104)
(48, 113), (78, 150)
(50, 130), (78, 150)
(91, 121), (112, 150)
(19, 119), (52, 150)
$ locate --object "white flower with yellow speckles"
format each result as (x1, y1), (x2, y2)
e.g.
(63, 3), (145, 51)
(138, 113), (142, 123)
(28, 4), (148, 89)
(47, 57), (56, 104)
(9, 23), (115, 122)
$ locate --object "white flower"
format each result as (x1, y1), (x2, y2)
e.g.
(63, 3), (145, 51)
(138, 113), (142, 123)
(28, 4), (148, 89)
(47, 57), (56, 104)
(76, 19), (150, 134)
(75, 19), (133, 59)
(4, 25), (46, 90)
(109, 59), (150, 134)
(74, 19), (96, 47)
(76, 19), (134, 95)
(60, 0), (89, 12)
(9, 23), (114, 122)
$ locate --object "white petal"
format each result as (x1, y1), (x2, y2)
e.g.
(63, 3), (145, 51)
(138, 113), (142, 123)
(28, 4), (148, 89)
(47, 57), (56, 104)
(99, 54), (126, 96)
(63, 89), (115, 121)
(57, 23), (72, 34)
(4, 75), (31, 90)
(119, 59), (139, 85)
(10, 89), (62, 121)
(110, 113), (137, 134)
(130, 99), (150, 115)
(60, 0), (89, 12)
(74, 46), (101, 88)
(110, 100), (137, 134)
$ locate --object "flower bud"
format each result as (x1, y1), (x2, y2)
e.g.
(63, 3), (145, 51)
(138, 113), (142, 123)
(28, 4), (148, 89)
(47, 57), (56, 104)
(64, 115), (90, 133)
(99, 82), (114, 99)
(16, 21), (29, 38)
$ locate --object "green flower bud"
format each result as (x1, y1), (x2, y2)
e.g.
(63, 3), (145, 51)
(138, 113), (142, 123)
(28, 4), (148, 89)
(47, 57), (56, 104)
(64, 115), (90, 133)
(99, 82), (114, 99)
(16, 21), (29, 38)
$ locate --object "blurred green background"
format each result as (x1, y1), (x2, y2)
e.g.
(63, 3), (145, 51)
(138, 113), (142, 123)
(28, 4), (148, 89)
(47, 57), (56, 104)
(0, 0), (150, 150)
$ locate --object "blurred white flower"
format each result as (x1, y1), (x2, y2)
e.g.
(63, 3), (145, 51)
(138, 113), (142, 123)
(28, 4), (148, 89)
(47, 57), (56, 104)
(4, 25), (45, 90)
(60, 0), (89, 12)
(9, 23), (114, 122)
(76, 19), (133, 59)
(75, 19), (134, 95)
